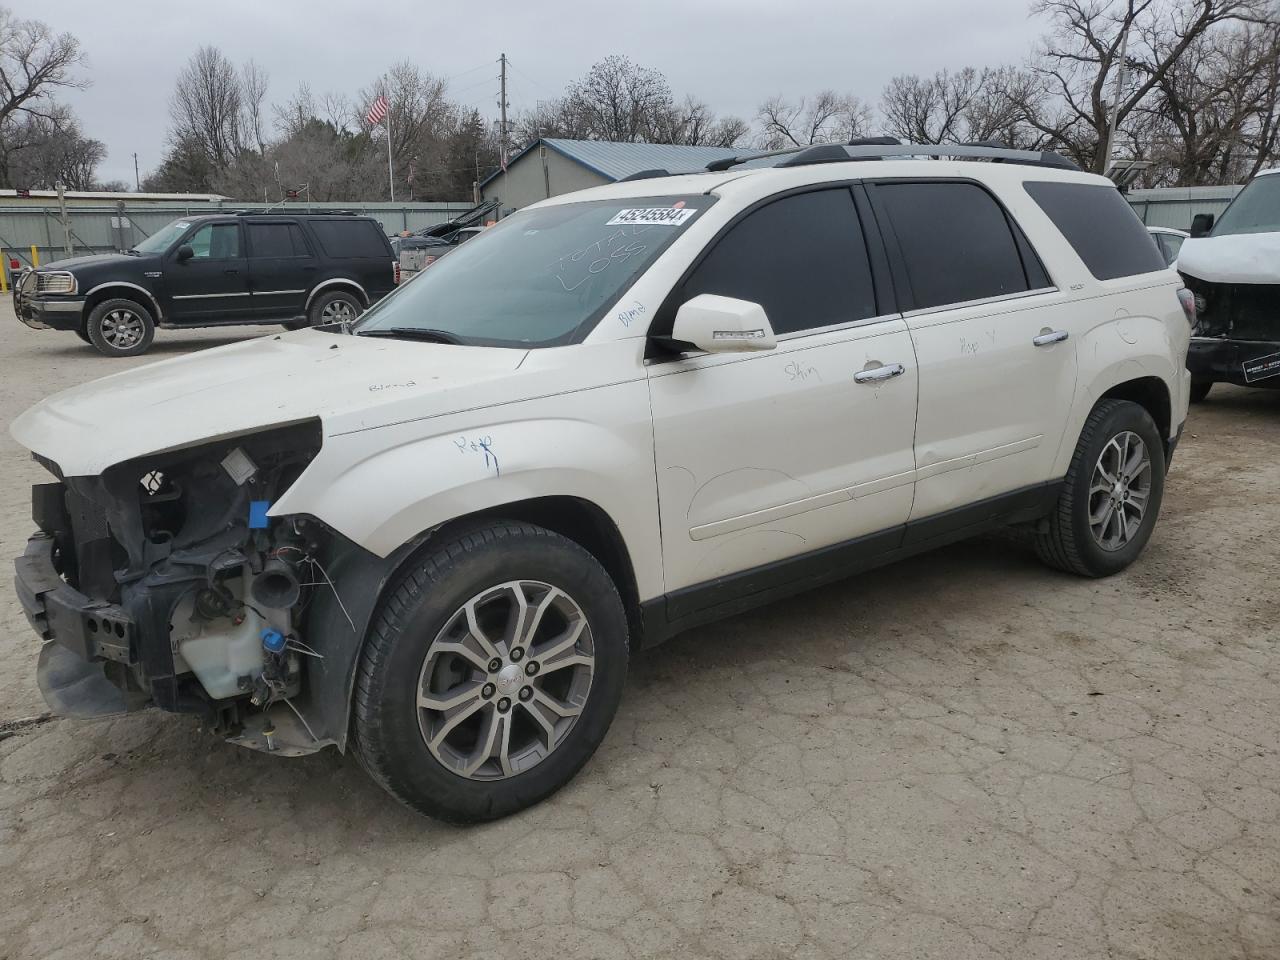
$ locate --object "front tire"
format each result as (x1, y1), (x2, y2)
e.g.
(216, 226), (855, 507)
(1189, 379), (1213, 403)
(1035, 399), (1166, 578)
(353, 521), (629, 822)
(86, 298), (155, 357)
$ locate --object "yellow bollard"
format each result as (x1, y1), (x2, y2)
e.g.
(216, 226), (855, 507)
(30, 244), (39, 267)
(0, 250), (7, 293)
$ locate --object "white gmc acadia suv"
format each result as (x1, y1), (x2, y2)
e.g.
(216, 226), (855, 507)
(11, 142), (1192, 821)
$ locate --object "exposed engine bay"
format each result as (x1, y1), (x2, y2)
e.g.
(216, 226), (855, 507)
(18, 420), (377, 755)
(1182, 276), (1280, 342)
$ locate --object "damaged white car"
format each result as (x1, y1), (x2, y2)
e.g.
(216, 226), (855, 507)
(1179, 167), (1280, 400)
(12, 142), (1191, 822)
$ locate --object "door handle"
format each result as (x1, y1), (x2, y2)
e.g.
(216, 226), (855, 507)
(223, 268), (240, 275)
(1033, 329), (1069, 346)
(854, 363), (906, 384)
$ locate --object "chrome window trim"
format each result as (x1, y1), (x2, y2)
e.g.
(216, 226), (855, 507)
(901, 285), (1060, 320)
(773, 311), (904, 342)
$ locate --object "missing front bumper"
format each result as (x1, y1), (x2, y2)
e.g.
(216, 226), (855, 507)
(1188, 337), (1280, 387)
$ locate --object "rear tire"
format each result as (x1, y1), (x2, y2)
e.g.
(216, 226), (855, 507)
(305, 289), (362, 328)
(1189, 379), (1213, 403)
(85, 298), (155, 357)
(1034, 399), (1165, 578)
(353, 521), (629, 822)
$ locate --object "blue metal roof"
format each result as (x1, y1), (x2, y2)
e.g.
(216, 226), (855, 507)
(481, 138), (752, 189)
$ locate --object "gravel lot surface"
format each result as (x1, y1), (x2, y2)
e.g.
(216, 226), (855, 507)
(1, 303), (1277, 960)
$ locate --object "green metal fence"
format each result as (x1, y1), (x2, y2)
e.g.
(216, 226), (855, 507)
(0, 200), (474, 273)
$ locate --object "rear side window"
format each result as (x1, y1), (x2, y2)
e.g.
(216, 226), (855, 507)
(1024, 181), (1165, 280)
(679, 188), (877, 335)
(875, 182), (1032, 310)
(308, 219), (389, 259)
(248, 223), (310, 258)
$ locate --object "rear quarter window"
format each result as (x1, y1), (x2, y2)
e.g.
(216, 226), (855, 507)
(307, 220), (389, 259)
(1024, 181), (1165, 280)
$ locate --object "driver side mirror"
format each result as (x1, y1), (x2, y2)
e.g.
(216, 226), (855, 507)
(1190, 213), (1214, 238)
(669, 294), (777, 354)
(175, 244), (194, 262)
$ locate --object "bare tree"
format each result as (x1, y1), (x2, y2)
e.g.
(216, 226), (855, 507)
(654, 95), (749, 147)
(0, 6), (85, 129)
(0, 6), (96, 188)
(1134, 21), (1280, 183)
(240, 59), (269, 154)
(545, 56), (673, 142)
(755, 91), (872, 149)
(881, 66), (1050, 147)
(169, 46), (246, 173)
(358, 61), (451, 198)
(2, 107), (103, 189)
(1021, 0), (1271, 172)
(513, 97), (595, 143)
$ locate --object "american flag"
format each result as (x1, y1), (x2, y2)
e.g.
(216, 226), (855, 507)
(366, 95), (389, 126)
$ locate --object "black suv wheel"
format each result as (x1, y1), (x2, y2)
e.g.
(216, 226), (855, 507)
(352, 521), (629, 822)
(1035, 399), (1166, 577)
(86, 298), (155, 357)
(306, 289), (363, 328)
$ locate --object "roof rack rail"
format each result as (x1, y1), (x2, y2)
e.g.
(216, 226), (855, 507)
(618, 168), (672, 182)
(776, 144), (853, 167)
(705, 141), (1077, 173)
(706, 146), (807, 172)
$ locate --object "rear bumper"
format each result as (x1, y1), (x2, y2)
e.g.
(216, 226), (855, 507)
(1188, 337), (1280, 387)
(14, 295), (86, 331)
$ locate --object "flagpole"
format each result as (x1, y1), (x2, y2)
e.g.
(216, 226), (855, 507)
(385, 107), (395, 202)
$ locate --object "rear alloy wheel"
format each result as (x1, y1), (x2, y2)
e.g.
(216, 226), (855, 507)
(86, 298), (155, 357)
(353, 521), (628, 822)
(305, 289), (363, 328)
(1035, 399), (1166, 577)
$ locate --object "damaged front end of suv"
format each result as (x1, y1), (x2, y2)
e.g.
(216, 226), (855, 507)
(15, 421), (378, 755)
(1179, 169), (1280, 394)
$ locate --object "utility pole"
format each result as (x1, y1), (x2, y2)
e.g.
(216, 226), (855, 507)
(132, 153), (140, 191)
(499, 53), (510, 170)
(56, 183), (72, 258)
(1103, 21), (1131, 176)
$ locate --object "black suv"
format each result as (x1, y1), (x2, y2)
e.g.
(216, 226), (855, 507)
(14, 213), (397, 357)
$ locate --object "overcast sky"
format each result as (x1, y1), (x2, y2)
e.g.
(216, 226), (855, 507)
(37, 0), (1046, 186)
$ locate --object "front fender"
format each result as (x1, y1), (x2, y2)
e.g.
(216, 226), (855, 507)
(272, 380), (663, 601)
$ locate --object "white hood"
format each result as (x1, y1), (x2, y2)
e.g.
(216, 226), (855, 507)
(1177, 231), (1280, 285)
(9, 330), (527, 476)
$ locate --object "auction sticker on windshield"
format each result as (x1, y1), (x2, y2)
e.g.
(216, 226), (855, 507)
(606, 207), (697, 226)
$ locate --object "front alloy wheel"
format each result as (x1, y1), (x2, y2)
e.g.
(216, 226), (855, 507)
(86, 297), (155, 357)
(418, 581), (595, 780)
(353, 521), (628, 822)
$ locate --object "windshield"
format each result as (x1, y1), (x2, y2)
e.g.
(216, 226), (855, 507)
(1213, 175), (1280, 236)
(354, 195), (711, 347)
(132, 219), (194, 254)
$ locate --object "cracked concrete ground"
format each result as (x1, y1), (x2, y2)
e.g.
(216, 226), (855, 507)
(1, 303), (1278, 960)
